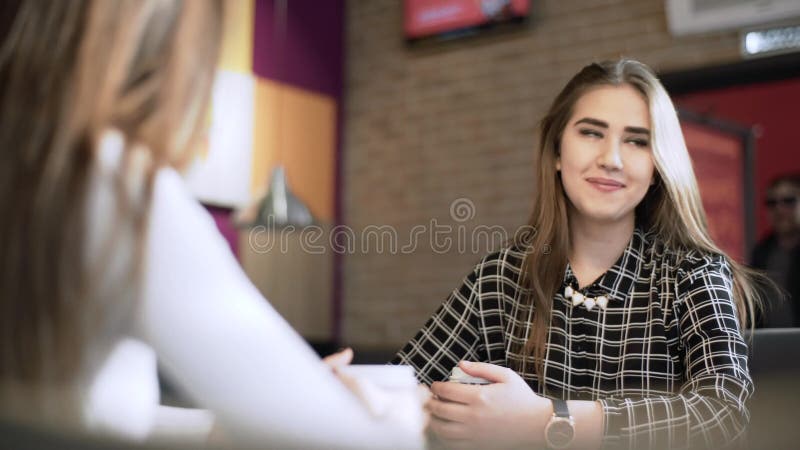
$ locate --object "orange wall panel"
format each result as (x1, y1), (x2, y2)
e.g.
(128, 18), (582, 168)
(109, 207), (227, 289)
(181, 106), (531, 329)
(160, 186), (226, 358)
(251, 79), (336, 222)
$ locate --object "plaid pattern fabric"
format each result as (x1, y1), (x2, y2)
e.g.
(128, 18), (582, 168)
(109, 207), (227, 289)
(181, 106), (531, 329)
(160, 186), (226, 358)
(393, 228), (752, 449)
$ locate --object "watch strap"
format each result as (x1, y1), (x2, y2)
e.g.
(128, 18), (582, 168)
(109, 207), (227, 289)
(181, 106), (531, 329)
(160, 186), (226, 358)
(552, 398), (570, 418)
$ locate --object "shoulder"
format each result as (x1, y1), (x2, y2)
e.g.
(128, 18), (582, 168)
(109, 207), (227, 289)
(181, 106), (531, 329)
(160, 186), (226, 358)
(641, 229), (729, 278)
(472, 245), (527, 278)
(675, 248), (730, 278)
(460, 246), (529, 301)
(642, 233), (734, 300)
(139, 161), (229, 271)
(668, 248), (734, 305)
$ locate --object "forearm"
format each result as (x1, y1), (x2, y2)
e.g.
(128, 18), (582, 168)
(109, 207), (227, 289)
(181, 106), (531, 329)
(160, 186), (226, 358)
(512, 398), (602, 450)
(565, 400), (603, 450)
(142, 292), (425, 448)
(392, 279), (487, 384)
(148, 406), (215, 445)
(563, 391), (748, 450)
(599, 391), (749, 450)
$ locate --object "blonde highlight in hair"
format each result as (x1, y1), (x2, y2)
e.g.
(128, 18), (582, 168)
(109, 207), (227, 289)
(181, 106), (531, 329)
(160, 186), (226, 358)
(513, 59), (764, 385)
(0, 0), (223, 405)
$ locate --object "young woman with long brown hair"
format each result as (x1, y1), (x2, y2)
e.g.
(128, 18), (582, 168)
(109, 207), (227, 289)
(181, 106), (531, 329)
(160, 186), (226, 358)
(395, 59), (761, 449)
(0, 1), (424, 447)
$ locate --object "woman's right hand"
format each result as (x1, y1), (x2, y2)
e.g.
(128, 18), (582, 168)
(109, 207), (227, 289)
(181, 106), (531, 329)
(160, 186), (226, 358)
(322, 347), (354, 369)
(324, 348), (430, 427)
(323, 348), (382, 415)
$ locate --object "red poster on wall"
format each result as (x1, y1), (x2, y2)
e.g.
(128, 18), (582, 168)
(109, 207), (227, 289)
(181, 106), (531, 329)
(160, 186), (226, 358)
(681, 121), (746, 262)
(404, 0), (530, 39)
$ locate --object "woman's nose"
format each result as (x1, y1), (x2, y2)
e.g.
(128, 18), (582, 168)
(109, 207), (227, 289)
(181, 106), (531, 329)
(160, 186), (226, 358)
(598, 140), (623, 170)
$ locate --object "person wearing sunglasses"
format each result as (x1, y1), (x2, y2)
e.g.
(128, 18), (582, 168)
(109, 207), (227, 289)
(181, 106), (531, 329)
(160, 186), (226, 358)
(751, 174), (800, 327)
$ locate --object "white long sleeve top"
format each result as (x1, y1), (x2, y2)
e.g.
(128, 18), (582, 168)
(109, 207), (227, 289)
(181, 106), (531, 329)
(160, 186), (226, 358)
(80, 131), (422, 448)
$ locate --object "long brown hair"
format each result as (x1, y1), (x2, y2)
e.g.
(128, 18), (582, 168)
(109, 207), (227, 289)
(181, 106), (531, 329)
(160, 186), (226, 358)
(512, 59), (764, 382)
(0, 0), (223, 394)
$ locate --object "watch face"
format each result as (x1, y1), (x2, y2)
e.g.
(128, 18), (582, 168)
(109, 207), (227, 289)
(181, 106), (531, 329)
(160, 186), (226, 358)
(545, 417), (575, 449)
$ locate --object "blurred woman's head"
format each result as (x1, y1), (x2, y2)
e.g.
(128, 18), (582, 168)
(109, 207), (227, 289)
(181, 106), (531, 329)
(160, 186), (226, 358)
(0, 0), (222, 391)
(1, 0), (223, 167)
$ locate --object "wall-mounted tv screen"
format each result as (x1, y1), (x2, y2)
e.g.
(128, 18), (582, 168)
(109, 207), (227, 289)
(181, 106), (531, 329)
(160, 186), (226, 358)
(405, 0), (530, 41)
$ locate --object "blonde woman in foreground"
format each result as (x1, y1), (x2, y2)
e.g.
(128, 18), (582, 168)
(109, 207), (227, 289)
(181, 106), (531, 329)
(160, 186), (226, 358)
(0, 1), (424, 448)
(396, 59), (762, 450)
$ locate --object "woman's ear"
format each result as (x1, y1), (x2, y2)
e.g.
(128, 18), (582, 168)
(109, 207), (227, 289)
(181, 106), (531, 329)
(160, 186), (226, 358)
(556, 157), (561, 172)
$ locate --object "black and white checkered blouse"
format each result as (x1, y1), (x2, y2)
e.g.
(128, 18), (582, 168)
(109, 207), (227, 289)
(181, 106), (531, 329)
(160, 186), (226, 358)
(393, 227), (752, 449)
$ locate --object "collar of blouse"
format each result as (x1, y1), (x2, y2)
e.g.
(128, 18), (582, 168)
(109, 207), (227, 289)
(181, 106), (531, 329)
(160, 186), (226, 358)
(561, 227), (648, 311)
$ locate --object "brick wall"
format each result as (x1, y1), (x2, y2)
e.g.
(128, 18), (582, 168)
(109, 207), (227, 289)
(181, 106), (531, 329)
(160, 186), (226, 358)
(341, 0), (743, 349)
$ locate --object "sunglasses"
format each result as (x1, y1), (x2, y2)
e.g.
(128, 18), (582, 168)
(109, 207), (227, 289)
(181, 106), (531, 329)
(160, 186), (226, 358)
(765, 196), (798, 208)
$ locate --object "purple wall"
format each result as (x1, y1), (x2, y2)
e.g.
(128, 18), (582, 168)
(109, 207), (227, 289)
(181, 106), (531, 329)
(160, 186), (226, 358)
(205, 205), (240, 259)
(253, 0), (344, 98)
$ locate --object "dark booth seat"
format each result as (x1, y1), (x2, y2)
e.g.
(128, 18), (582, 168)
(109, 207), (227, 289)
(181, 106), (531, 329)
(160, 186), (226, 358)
(745, 328), (800, 450)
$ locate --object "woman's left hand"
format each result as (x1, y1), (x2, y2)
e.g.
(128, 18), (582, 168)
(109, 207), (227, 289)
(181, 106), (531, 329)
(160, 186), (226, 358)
(427, 361), (551, 449)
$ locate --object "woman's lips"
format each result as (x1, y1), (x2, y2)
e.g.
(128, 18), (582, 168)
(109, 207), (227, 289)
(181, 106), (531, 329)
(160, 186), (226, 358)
(586, 177), (625, 192)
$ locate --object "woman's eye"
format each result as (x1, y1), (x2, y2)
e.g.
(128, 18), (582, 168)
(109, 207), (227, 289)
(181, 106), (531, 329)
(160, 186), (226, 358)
(627, 138), (650, 148)
(579, 128), (603, 138)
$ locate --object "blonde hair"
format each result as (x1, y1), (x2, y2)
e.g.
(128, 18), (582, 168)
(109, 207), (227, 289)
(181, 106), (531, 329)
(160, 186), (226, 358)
(513, 59), (764, 381)
(0, 0), (223, 393)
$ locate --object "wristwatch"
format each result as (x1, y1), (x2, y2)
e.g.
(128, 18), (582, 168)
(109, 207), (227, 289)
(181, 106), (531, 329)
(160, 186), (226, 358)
(544, 399), (575, 449)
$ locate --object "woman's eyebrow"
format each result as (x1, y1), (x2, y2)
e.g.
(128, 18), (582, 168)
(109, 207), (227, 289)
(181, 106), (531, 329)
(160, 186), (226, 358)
(574, 117), (650, 136)
(625, 126), (650, 136)
(574, 117), (607, 128)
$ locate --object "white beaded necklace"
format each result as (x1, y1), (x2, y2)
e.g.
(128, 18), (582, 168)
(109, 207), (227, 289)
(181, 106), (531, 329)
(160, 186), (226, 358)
(564, 285), (609, 311)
